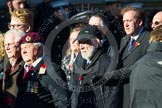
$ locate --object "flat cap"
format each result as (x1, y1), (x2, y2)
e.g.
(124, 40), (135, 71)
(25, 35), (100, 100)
(19, 32), (44, 45)
(76, 25), (102, 42)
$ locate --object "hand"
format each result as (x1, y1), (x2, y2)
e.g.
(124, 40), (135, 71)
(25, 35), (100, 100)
(91, 75), (102, 84)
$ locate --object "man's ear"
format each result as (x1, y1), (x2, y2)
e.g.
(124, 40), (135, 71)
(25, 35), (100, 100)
(25, 25), (31, 33)
(138, 19), (143, 26)
(7, 1), (13, 14)
(7, 1), (11, 8)
(96, 38), (100, 44)
(95, 38), (100, 48)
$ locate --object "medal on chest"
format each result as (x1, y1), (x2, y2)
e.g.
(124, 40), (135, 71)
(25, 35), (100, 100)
(26, 81), (39, 94)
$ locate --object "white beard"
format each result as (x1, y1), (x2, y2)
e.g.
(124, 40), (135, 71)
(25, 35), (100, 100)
(81, 46), (96, 61)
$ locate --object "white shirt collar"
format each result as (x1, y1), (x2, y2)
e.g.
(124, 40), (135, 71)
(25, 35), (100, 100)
(87, 60), (91, 65)
(131, 27), (144, 40)
(24, 56), (43, 72)
(9, 59), (15, 66)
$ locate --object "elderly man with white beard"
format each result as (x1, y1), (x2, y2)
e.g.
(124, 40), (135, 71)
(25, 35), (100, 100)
(70, 25), (122, 108)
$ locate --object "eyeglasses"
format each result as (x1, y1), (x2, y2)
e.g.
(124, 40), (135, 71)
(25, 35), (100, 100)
(152, 21), (162, 26)
(8, 23), (27, 29)
(4, 43), (16, 47)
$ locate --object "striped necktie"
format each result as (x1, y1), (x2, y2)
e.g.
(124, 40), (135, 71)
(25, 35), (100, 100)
(23, 65), (34, 79)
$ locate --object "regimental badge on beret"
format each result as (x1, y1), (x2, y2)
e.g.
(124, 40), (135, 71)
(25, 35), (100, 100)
(19, 32), (44, 45)
(26, 36), (31, 42)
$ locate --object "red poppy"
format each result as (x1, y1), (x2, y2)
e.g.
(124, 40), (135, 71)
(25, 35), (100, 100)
(79, 75), (83, 81)
(69, 63), (73, 71)
(135, 41), (140, 48)
(41, 64), (46, 68)
(38, 64), (46, 74)
(4, 97), (13, 105)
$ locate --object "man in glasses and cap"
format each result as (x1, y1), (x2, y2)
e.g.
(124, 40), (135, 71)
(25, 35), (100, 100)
(70, 25), (122, 108)
(15, 32), (68, 108)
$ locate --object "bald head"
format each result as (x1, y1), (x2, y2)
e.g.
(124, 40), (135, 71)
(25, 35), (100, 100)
(151, 11), (162, 30)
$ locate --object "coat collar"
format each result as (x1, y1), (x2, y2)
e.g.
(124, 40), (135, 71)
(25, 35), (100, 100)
(119, 35), (130, 53)
(5, 57), (24, 76)
(19, 59), (45, 80)
(121, 31), (148, 59)
(75, 48), (104, 74)
(86, 48), (104, 69)
(147, 42), (162, 52)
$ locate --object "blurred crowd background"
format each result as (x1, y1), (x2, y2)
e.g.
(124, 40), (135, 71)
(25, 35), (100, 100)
(0, 0), (162, 33)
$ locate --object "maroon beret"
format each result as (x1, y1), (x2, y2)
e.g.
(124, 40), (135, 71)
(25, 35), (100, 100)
(19, 32), (44, 45)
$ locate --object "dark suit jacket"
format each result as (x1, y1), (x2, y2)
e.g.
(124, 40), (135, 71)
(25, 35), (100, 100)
(117, 30), (150, 108)
(118, 30), (150, 68)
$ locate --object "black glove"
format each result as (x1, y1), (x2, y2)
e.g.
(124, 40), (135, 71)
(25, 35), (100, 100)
(91, 75), (103, 84)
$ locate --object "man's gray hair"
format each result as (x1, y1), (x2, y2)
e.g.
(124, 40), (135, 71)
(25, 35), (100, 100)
(33, 42), (42, 47)
(33, 42), (45, 57)
(4, 29), (25, 43)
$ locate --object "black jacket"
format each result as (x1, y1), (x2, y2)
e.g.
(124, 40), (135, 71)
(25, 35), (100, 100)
(70, 48), (123, 108)
(103, 42), (162, 108)
(129, 42), (162, 108)
(16, 59), (68, 108)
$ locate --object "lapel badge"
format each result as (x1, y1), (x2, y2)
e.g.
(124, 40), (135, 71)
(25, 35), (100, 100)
(135, 41), (140, 48)
(26, 36), (31, 42)
(78, 75), (83, 85)
(39, 64), (46, 74)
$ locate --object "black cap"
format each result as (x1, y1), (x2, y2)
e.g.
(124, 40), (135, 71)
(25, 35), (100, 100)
(76, 25), (102, 42)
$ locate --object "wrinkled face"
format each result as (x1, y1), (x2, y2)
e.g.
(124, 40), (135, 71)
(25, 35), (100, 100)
(69, 31), (80, 53)
(79, 39), (97, 61)
(151, 12), (162, 30)
(108, 3), (122, 17)
(4, 34), (19, 59)
(9, 16), (29, 32)
(21, 43), (39, 64)
(123, 10), (141, 36)
(12, 0), (26, 10)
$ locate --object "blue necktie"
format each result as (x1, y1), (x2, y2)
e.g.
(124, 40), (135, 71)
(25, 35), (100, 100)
(128, 38), (135, 50)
